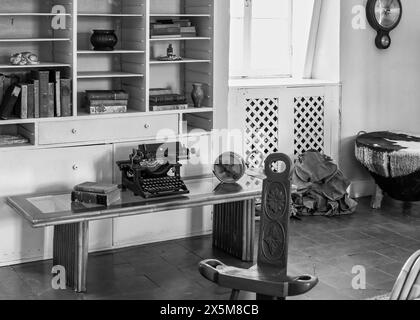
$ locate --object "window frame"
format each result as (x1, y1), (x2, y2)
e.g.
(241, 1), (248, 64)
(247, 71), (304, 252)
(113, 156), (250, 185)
(230, 0), (294, 80)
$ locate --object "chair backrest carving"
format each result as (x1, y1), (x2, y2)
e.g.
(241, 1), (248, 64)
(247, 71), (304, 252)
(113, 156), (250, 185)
(257, 153), (292, 274)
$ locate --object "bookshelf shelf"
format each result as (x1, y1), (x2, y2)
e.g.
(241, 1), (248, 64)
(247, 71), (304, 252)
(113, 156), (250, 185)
(150, 107), (213, 115)
(78, 50), (145, 55)
(150, 14), (211, 17)
(0, 62), (71, 69)
(78, 13), (144, 17)
(150, 59), (211, 65)
(0, 13), (71, 16)
(150, 37), (211, 42)
(77, 71), (144, 79)
(76, 109), (145, 119)
(0, 38), (70, 42)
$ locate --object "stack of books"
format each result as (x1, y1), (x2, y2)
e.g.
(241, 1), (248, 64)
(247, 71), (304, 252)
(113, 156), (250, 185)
(149, 88), (188, 111)
(0, 70), (72, 120)
(71, 182), (121, 207)
(150, 19), (197, 39)
(85, 90), (129, 115)
(0, 134), (29, 147)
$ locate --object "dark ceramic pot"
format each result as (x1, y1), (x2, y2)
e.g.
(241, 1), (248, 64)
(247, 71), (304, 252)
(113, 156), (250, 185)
(90, 30), (118, 51)
(191, 83), (204, 108)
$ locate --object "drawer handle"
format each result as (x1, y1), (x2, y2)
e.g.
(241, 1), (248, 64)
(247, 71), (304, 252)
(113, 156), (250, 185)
(144, 123), (150, 129)
(73, 165), (79, 171)
(71, 129), (77, 134)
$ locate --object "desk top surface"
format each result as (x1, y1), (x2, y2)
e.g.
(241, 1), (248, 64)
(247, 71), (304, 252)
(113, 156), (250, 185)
(7, 174), (263, 227)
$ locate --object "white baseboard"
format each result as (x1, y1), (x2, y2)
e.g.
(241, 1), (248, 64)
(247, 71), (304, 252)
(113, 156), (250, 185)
(349, 179), (376, 199)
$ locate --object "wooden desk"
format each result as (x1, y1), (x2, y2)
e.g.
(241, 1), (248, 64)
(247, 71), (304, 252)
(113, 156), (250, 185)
(7, 175), (262, 292)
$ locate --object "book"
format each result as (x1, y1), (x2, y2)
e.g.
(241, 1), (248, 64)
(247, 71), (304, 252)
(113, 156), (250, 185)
(17, 83), (28, 119)
(0, 85), (21, 120)
(151, 27), (181, 36)
(50, 70), (61, 117)
(151, 34), (181, 39)
(151, 101), (188, 106)
(27, 83), (34, 119)
(47, 83), (55, 117)
(71, 189), (121, 206)
(150, 88), (172, 96)
(60, 78), (72, 117)
(181, 26), (196, 33)
(2, 76), (12, 102)
(33, 79), (40, 118)
(88, 105), (127, 115)
(74, 182), (119, 194)
(173, 20), (192, 27)
(185, 114), (213, 131)
(0, 134), (29, 146)
(88, 99), (128, 107)
(31, 70), (50, 118)
(181, 33), (197, 37)
(151, 104), (189, 111)
(0, 74), (5, 106)
(86, 90), (128, 100)
(149, 94), (187, 104)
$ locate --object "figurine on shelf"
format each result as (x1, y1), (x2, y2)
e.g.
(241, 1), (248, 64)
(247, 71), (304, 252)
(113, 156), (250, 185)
(10, 52), (40, 66)
(157, 44), (183, 62)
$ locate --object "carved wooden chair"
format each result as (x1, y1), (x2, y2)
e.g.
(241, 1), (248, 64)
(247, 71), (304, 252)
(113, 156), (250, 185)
(199, 153), (318, 300)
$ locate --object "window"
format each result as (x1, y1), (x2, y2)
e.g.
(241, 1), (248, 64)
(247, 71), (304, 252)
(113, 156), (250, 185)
(229, 0), (293, 79)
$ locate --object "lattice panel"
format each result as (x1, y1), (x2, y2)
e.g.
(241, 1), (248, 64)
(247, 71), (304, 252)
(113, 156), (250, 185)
(245, 98), (279, 169)
(294, 96), (325, 156)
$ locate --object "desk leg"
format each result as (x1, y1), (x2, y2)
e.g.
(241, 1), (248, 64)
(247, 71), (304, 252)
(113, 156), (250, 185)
(213, 199), (255, 262)
(53, 221), (89, 293)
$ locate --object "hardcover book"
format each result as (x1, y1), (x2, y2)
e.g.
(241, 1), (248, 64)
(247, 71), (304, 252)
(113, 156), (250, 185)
(74, 182), (119, 194)
(31, 70), (50, 118)
(33, 79), (40, 118)
(88, 105), (127, 115)
(0, 74), (5, 106)
(47, 82), (55, 117)
(60, 78), (72, 117)
(17, 83), (28, 119)
(149, 94), (187, 104)
(151, 104), (189, 111)
(0, 134), (29, 146)
(27, 83), (34, 119)
(150, 88), (173, 96)
(185, 114), (213, 131)
(88, 99), (128, 107)
(50, 70), (61, 117)
(0, 85), (21, 120)
(86, 90), (128, 101)
(71, 189), (121, 207)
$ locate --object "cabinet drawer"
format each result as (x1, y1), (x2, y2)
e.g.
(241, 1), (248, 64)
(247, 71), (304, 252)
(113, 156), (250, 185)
(38, 115), (179, 145)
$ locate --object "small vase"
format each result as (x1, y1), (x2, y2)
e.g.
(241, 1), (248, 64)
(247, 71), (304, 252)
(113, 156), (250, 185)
(90, 30), (118, 51)
(191, 83), (204, 108)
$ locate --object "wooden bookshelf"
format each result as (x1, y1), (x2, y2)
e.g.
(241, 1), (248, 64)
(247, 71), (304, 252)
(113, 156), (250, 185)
(0, 0), (215, 148)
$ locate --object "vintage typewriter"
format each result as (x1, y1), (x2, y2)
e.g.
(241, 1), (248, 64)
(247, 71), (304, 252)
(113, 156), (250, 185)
(116, 142), (190, 199)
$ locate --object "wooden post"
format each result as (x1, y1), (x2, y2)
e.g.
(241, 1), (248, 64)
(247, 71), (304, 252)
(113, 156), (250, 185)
(371, 185), (384, 209)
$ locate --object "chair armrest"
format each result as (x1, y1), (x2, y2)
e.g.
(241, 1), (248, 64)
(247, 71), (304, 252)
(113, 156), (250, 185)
(198, 259), (226, 283)
(287, 274), (319, 296)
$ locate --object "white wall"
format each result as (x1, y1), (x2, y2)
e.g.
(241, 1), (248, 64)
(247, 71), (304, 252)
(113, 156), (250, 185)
(312, 0), (340, 81)
(340, 0), (420, 196)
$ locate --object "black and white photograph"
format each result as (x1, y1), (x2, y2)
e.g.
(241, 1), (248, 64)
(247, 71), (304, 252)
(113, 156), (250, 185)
(0, 0), (419, 307)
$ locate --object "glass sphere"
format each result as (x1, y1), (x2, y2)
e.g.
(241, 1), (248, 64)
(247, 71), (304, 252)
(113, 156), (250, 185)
(213, 152), (246, 183)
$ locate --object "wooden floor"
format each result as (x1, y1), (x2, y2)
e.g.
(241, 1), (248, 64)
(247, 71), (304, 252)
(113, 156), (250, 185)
(0, 197), (419, 300)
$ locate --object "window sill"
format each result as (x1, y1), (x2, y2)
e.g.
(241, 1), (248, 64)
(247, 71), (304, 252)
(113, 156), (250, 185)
(228, 77), (340, 89)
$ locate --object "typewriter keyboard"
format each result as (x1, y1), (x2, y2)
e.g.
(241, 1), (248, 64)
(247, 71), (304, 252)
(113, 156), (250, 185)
(141, 176), (189, 198)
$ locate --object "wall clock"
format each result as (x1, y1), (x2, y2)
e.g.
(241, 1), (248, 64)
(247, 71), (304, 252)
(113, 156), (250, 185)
(366, 0), (402, 49)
